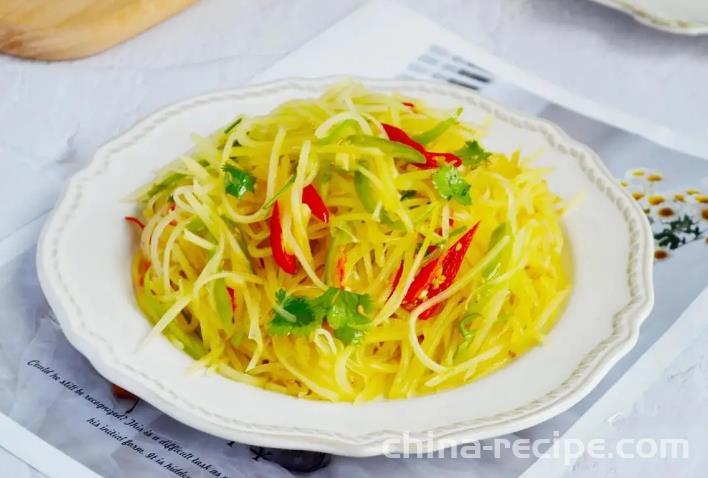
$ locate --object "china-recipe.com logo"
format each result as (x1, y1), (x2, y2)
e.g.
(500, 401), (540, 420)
(382, 431), (689, 464)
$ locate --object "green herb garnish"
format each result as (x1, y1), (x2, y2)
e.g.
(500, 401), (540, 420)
(223, 165), (256, 199)
(432, 164), (472, 205)
(267, 289), (324, 336)
(455, 140), (491, 169)
(266, 287), (374, 345)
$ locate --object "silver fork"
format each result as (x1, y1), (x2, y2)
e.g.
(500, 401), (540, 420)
(399, 44), (548, 115)
(399, 44), (493, 91)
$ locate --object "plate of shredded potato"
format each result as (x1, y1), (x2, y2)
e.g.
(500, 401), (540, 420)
(37, 78), (654, 455)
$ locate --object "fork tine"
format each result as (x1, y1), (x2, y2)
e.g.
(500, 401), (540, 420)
(429, 44), (492, 79)
(449, 65), (491, 83)
(405, 45), (491, 91)
(433, 73), (479, 91)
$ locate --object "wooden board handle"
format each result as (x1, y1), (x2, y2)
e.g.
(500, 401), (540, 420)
(0, 0), (198, 61)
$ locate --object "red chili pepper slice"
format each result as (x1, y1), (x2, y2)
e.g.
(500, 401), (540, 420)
(301, 184), (329, 223)
(402, 101), (416, 109)
(124, 216), (145, 229)
(227, 286), (237, 312)
(336, 250), (347, 287)
(425, 152), (462, 167)
(382, 123), (426, 154)
(401, 222), (480, 320)
(389, 219), (456, 298)
(269, 201), (298, 274)
(402, 257), (442, 306)
(138, 260), (151, 287)
(381, 123), (463, 169)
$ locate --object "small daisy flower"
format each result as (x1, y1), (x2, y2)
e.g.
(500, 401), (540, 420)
(646, 172), (663, 182)
(647, 194), (666, 206)
(655, 205), (677, 220)
(621, 167), (707, 259)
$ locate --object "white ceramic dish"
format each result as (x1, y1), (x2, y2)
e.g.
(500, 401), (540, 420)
(37, 78), (654, 457)
(589, 0), (708, 35)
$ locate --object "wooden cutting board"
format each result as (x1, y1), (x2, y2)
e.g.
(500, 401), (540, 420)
(0, 0), (197, 61)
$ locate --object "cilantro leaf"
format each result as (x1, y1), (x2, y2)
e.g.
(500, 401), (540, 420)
(223, 165), (256, 199)
(432, 164), (472, 205)
(311, 287), (338, 319)
(455, 140), (491, 169)
(326, 289), (373, 331)
(267, 289), (323, 336)
(334, 326), (365, 346)
(265, 287), (374, 345)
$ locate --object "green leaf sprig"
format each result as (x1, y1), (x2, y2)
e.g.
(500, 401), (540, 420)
(223, 165), (256, 199)
(267, 287), (374, 345)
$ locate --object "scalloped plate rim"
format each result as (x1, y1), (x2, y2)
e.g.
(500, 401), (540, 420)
(589, 0), (708, 35)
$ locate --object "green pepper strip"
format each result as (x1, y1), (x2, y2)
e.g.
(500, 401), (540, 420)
(412, 116), (458, 145)
(353, 169), (400, 227)
(214, 278), (234, 333)
(143, 173), (186, 202)
(139, 276), (207, 359)
(346, 135), (427, 164)
(483, 222), (511, 280)
(325, 233), (344, 286)
(315, 119), (361, 145)
(458, 312), (482, 340)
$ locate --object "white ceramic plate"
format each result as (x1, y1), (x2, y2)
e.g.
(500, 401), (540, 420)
(37, 78), (654, 457)
(589, 0), (708, 34)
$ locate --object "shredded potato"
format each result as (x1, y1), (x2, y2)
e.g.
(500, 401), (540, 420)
(128, 82), (570, 401)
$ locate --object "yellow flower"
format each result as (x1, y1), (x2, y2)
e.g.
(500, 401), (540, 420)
(647, 195), (665, 206)
(674, 193), (685, 202)
(647, 173), (663, 182)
